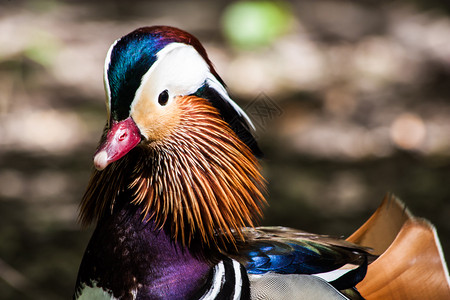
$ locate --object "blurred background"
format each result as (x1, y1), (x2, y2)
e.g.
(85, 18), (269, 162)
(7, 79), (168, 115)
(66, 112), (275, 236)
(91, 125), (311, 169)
(1, 0), (449, 299)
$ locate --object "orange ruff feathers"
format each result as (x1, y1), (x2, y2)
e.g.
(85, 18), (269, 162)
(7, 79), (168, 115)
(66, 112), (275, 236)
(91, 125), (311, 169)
(80, 96), (266, 250)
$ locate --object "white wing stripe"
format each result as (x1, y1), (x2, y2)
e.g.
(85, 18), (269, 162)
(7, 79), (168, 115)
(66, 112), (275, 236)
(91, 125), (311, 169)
(313, 268), (354, 282)
(232, 259), (243, 300)
(199, 261), (225, 300)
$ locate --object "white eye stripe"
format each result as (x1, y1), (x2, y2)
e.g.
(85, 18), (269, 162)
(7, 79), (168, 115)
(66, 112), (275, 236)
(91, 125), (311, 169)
(131, 43), (208, 112)
(105, 40), (256, 133)
(130, 42), (255, 132)
(205, 75), (256, 131)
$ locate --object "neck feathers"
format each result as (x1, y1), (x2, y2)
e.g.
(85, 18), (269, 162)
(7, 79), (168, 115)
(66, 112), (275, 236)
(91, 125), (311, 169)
(80, 96), (266, 250)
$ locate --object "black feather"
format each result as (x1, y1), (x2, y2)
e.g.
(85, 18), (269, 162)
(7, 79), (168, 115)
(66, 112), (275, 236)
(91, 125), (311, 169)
(194, 84), (264, 158)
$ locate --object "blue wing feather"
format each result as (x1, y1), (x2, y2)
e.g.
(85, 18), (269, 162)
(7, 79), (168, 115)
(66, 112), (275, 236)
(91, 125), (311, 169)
(235, 227), (369, 276)
(233, 228), (370, 294)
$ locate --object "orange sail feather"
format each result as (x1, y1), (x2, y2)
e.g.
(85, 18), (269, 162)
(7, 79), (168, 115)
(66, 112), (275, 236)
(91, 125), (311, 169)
(348, 194), (450, 299)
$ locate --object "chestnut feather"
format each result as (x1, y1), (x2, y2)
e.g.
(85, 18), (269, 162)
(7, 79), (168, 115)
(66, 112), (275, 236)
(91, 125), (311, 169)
(79, 95), (266, 250)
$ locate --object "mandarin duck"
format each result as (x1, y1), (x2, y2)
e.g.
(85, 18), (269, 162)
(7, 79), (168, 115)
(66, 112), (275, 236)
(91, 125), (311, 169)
(74, 26), (450, 300)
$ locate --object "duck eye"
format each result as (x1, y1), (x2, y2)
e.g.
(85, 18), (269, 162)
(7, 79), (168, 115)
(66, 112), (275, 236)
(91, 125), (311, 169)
(158, 90), (169, 106)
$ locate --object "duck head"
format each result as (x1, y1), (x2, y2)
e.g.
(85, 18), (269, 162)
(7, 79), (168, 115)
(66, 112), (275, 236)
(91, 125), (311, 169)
(93, 26), (261, 171)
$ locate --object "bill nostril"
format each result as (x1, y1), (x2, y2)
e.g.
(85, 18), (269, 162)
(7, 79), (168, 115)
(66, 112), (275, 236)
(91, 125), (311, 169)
(118, 131), (127, 141)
